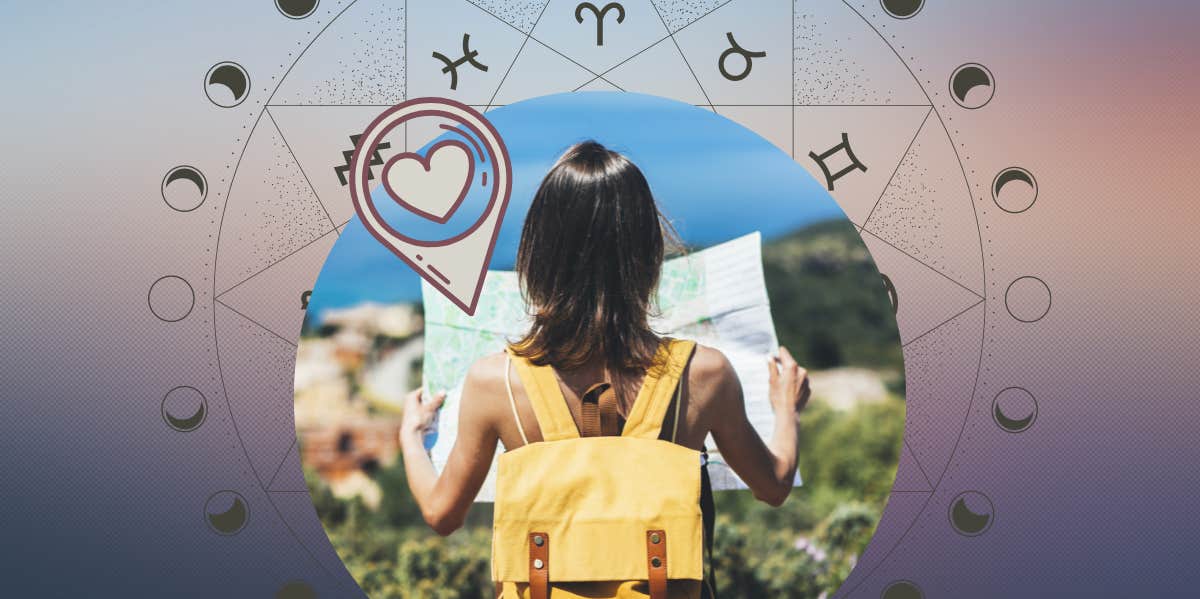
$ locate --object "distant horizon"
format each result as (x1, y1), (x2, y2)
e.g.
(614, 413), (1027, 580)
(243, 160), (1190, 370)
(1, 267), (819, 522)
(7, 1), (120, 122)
(309, 217), (847, 323)
(307, 92), (846, 321)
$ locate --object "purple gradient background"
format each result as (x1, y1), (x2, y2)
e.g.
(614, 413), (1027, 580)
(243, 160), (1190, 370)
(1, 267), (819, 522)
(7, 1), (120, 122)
(3, 1), (1199, 597)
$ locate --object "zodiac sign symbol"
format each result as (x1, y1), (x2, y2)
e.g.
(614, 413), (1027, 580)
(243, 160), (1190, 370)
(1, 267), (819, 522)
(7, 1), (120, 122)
(808, 133), (867, 191)
(335, 134), (390, 186)
(718, 32), (766, 82)
(300, 290), (312, 310)
(432, 33), (489, 90)
(575, 2), (626, 46)
(880, 273), (898, 315)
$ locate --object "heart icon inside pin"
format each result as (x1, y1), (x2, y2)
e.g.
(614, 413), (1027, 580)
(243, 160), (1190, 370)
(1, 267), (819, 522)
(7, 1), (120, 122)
(380, 139), (475, 224)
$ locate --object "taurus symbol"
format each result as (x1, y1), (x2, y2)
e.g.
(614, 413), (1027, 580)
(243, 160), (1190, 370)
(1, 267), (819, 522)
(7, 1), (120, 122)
(718, 32), (766, 82)
(575, 2), (626, 46)
(432, 33), (489, 90)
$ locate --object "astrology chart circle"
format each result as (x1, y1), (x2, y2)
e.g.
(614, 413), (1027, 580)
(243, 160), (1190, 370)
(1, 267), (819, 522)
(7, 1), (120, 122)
(161, 1), (1040, 597)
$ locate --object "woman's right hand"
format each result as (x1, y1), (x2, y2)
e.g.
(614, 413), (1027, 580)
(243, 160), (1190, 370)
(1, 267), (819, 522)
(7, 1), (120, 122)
(767, 346), (811, 417)
(400, 388), (446, 443)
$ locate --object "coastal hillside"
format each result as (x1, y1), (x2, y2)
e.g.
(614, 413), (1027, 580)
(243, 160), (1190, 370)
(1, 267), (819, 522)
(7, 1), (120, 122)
(762, 219), (903, 372)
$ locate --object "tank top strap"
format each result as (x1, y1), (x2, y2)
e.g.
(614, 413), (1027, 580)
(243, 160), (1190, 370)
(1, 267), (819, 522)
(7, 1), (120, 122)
(622, 338), (697, 440)
(504, 346), (580, 442)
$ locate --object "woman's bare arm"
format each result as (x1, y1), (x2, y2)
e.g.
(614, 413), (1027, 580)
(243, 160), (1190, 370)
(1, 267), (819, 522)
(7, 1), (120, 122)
(399, 360), (500, 536)
(708, 346), (810, 506)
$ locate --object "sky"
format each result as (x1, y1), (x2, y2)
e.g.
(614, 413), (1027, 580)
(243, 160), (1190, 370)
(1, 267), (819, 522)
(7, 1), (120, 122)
(307, 91), (845, 318)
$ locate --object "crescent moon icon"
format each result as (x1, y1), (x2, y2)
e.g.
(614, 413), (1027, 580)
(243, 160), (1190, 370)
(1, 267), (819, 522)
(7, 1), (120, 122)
(164, 166), (205, 196)
(161, 386), (208, 432)
(992, 386), (1037, 432)
(277, 580), (317, 599)
(204, 62), (250, 108)
(276, 0), (319, 19)
(882, 580), (925, 599)
(205, 492), (249, 534)
(164, 402), (206, 432)
(880, 0), (924, 19)
(949, 492), (994, 536)
(992, 167), (1038, 213)
(994, 400), (1033, 432)
(950, 63), (995, 109)
(161, 166), (208, 212)
(993, 168), (1033, 198)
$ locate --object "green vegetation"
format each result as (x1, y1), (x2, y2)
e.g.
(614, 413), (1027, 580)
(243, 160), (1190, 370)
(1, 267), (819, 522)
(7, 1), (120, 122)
(311, 398), (902, 597)
(310, 220), (906, 597)
(762, 219), (903, 372)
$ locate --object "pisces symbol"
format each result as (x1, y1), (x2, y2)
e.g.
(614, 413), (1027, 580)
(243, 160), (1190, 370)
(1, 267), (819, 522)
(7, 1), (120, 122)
(431, 34), (489, 90)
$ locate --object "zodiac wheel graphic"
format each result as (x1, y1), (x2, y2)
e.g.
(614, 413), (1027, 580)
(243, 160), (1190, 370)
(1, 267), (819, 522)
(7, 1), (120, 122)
(157, 1), (1044, 596)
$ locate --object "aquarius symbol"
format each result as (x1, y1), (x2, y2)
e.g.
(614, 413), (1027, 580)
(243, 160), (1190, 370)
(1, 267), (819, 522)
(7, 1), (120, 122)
(335, 134), (390, 186)
(575, 2), (626, 46)
(718, 32), (766, 82)
(808, 133), (867, 191)
(300, 290), (312, 310)
(432, 33), (489, 90)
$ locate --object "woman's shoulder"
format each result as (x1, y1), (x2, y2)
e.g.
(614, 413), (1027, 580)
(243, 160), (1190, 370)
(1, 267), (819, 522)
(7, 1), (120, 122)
(463, 350), (510, 390)
(686, 342), (739, 389)
(450, 351), (514, 428)
(681, 343), (743, 426)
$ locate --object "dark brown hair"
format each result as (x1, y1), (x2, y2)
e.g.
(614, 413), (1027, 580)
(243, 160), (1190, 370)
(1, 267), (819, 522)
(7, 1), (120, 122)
(512, 141), (681, 407)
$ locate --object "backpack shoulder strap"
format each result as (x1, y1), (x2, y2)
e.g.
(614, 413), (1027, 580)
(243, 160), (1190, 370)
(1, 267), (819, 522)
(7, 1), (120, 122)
(622, 338), (697, 440)
(502, 353), (530, 447)
(580, 382), (621, 437)
(504, 346), (579, 442)
(700, 447), (718, 599)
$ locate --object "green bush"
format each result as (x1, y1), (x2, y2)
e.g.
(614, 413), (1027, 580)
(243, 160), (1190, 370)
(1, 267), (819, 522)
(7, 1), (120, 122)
(396, 529), (492, 599)
(762, 220), (904, 371)
(711, 516), (826, 598)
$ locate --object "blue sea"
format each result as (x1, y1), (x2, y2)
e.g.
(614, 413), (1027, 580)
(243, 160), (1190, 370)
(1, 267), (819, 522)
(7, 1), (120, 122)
(307, 92), (843, 321)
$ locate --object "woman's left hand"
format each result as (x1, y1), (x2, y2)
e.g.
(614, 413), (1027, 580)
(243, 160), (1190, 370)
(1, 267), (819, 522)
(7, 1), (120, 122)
(401, 388), (446, 441)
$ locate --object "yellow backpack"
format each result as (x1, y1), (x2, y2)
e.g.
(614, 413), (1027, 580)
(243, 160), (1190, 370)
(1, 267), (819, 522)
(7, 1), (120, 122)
(493, 338), (715, 599)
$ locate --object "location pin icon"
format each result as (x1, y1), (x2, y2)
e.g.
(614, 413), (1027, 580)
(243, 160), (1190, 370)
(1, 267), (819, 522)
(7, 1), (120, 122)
(348, 98), (513, 316)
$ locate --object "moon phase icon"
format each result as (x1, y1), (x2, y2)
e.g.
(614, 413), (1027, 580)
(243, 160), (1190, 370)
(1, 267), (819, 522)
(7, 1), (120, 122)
(204, 62), (250, 108)
(949, 491), (994, 536)
(1005, 276), (1052, 323)
(205, 491), (249, 535)
(161, 165), (207, 212)
(881, 0), (924, 19)
(276, 580), (317, 599)
(276, 0), (319, 19)
(992, 167), (1038, 213)
(161, 386), (207, 432)
(950, 63), (995, 109)
(881, 580), (924, 599)
(992, 386), (1038, 433)
(881, 273), (899, 315)
(148, 275), (195, 322)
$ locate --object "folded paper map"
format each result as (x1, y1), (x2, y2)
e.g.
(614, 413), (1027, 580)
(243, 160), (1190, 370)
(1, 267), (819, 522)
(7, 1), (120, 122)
(421, 231), (801, 501)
